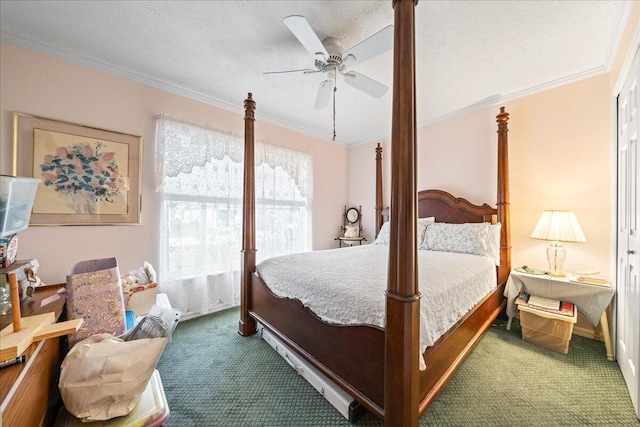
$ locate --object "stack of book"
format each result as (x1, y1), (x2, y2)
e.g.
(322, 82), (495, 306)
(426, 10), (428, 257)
(515, 292), (574, 317)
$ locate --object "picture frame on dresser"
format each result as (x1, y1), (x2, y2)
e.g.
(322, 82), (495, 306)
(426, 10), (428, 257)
(12, 112), (143, 225)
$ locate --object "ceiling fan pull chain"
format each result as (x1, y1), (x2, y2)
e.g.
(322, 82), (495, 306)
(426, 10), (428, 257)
(332, 80), (337, 141)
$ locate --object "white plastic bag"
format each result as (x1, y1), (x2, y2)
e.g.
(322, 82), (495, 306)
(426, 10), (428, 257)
(58, 333), (168, 421)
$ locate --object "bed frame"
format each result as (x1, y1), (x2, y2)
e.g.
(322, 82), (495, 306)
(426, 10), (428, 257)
(238, 1), (511, 425)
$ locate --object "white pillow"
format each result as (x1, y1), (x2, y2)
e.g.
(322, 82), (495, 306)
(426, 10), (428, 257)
(374, 222), (391, 245)
(421, 222), (490, 256)
(417, 217), (436, 247)
(373, 217), (435, 246)
(484, 223), (502, 266)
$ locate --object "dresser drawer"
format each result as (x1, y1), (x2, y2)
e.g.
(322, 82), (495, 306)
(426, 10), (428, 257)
(1, 338), (61, 427)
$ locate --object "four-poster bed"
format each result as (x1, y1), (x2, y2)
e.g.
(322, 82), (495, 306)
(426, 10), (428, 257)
(239, 1), (511, 425)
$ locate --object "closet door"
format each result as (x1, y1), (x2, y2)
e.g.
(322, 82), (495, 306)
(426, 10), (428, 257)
(617, 46), (639, 420)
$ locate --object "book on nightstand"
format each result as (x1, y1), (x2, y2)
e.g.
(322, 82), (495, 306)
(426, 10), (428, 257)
(515, 292), (575, 317)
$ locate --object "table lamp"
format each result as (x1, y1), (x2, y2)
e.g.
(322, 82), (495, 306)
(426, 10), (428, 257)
(530, 210), (586, 277)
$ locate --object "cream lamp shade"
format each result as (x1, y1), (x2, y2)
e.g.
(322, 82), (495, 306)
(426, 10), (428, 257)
(530, 210), (586, 276)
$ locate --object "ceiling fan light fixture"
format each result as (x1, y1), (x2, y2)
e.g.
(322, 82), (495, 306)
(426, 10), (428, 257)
(272, 15), (393, 140)
(314, 80), (333, 110)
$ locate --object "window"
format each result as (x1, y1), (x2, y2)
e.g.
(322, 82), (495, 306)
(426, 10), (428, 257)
(156, 116), (312, 317)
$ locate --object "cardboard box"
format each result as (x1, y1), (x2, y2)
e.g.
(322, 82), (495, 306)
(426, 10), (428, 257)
(518, 303), (577, 354)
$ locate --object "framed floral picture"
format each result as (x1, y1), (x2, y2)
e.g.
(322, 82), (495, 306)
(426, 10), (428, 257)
(12, 112), (142, 225)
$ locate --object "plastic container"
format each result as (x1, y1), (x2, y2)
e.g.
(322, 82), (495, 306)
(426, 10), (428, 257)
(0, 175), (40, 238)
(518, 303), (577, 354)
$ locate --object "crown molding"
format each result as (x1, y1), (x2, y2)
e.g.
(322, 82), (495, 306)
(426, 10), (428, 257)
(0, 15), (624, 150)
(0, 32), (349, 147)
(603, 1), (634, 73)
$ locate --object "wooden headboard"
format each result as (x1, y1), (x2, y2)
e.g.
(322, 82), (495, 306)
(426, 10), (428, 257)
(374, 106), (511, 285)
(418, 190), (497, 224)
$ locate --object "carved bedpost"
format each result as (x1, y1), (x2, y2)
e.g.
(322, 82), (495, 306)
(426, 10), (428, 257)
(385, 1), (420, 426)
(239, 93), (258, 336)
(375, 142), (384, 235)
(496, 107), (511, 285)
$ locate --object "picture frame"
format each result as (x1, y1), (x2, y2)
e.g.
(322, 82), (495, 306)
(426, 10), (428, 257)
(12, 112), (143, 225)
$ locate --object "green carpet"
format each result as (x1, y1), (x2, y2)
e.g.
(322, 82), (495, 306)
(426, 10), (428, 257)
(157, 308), (639, 426)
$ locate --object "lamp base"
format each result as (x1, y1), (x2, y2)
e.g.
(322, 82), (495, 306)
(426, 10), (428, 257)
(546, 242), (567, 277)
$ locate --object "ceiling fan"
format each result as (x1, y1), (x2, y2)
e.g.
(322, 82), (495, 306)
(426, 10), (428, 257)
(265, 15), (394, 140)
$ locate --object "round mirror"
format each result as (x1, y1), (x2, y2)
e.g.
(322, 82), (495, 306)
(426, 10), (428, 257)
(346, 207), (360, 224)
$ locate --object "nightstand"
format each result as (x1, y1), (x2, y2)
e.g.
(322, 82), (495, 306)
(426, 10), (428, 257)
(504, 269), (615, 360)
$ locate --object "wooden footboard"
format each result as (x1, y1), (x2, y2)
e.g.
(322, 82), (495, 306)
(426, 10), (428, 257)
(250, 272), (386, 416)
(249, 272), (506, 419)
(418, 281), (506, 413)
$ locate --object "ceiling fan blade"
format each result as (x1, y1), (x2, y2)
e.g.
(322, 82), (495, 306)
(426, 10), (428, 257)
(284, 15), (329, 59)
(343, 25), (393, 67)
(343, 72), (388, 98)
(263, 68), (317, 75)
(314, 80), (333, 109)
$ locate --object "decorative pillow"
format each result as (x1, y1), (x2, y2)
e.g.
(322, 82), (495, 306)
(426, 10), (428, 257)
(344, 225), (360, 238)
(373, 217), (435, 246)
(421, 222), (490, 256)
(484, 223), (502, 265)
(374, 222), (390, 245)
(417, 217), (436, 247)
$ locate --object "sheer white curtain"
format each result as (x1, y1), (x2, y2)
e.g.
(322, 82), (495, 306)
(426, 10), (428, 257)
(155, 116), (312, 318)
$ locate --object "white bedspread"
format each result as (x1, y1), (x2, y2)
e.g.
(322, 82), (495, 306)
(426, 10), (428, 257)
(256, 245), (496, 360)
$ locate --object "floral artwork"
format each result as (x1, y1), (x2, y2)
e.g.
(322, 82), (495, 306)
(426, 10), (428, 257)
(13, 112), (141, 225)
(32, 128), (129, 216)
(40, 140), (124, 214)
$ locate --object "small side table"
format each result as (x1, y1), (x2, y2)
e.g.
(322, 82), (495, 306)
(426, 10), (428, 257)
(504, 269), (615, 360)
(335, 237), (367, 248)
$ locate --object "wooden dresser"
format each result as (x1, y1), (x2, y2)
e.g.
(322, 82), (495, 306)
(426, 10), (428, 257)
(0, 285), (66, 427)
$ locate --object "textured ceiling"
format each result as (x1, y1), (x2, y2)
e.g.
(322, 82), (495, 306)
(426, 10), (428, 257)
(0, 1), (631, 145)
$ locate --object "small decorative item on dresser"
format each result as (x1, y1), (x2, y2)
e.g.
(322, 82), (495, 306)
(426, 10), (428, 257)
(121, 262), (158, 316)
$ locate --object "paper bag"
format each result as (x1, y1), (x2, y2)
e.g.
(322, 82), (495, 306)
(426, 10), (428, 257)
(59, 333), (168, 421)
(66, 257), (126, 347)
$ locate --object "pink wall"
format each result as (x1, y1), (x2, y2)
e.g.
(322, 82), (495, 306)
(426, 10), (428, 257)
(0, 42), (348, 284)
(350, 75), (614, 278)
(348, 108), (498, 241)
(349, 4), (639, 280)
(506, 74), (612, 276)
